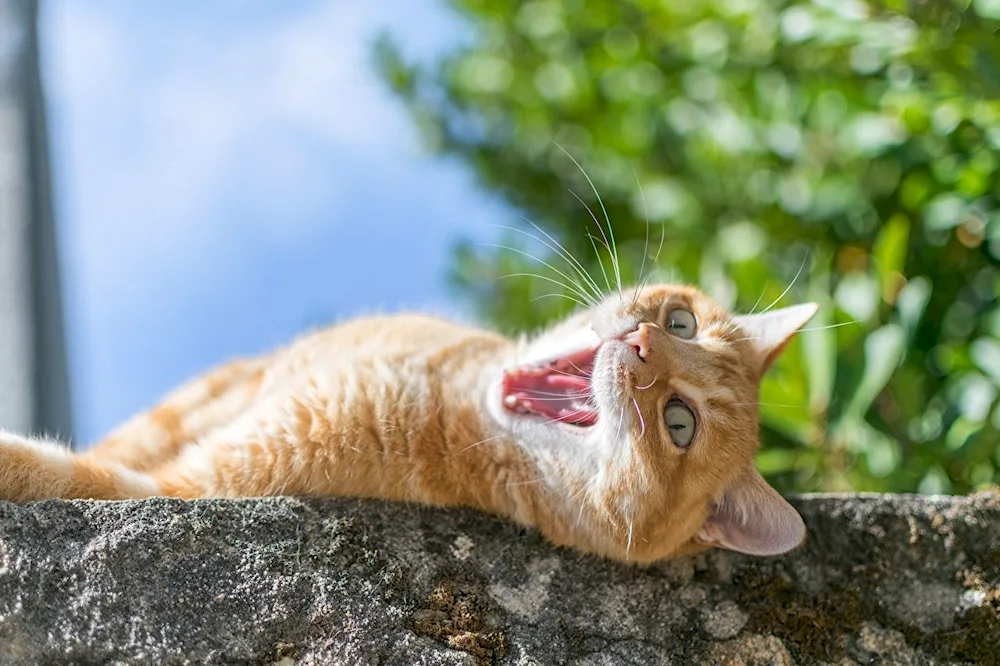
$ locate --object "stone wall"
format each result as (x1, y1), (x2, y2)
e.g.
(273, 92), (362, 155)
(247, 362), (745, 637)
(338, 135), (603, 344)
(0, 492), (997, 665)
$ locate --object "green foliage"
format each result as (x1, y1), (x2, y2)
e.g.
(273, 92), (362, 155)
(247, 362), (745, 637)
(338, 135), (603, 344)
(377, 0), (1000, 494)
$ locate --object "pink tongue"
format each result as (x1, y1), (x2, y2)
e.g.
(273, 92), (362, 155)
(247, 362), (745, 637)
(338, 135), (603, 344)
(502, 367), (598, 426)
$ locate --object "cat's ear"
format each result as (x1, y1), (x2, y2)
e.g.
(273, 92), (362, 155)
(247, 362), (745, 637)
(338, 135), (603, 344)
(732, 303), (819, 374)
(696, 466), (805, 556)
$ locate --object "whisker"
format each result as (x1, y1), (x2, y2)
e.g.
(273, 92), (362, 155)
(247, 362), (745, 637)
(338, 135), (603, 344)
(504, 391), (604, 401)
(747, 286), (767, 315)
(732, 402), (806, 409)
(568, 190), (614, 296)
(554, 141), (623, 298)
(630, 170), (667, 300)
(497, 272), (592, 309)
(487, 241), (599, 307)
(632, 398), (646, 438)
(542, 366), (593, 379)
(585, 231), (612, 254)
(631, 166), (650, 308)
(634, 375), (659, 390)
(494, 222), (605, 303)
(487, 240), (600, 306)
(506, 383), (616, 399)
(760, 253), (809, 315)
(529, 292), (591, 309)
(503, 359), (594, 379)
(731, 320), (859, 346)
(504, 391), (597, 400)
(461, 431), (515, 452)
(521, 219), (606, 303)
(648, 217), (666, 279)
(633, 222), (667, 298)
(798, 321), (859, 332)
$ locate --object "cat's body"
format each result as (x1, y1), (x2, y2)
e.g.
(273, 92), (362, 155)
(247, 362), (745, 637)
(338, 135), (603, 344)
(0, 284), (816, 562)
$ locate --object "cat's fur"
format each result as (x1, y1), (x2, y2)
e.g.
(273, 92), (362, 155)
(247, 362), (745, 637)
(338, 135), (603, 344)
(0, 284), (816, 563)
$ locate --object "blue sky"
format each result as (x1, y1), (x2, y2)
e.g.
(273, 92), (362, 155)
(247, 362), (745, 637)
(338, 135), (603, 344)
(40, 1), (507, 443)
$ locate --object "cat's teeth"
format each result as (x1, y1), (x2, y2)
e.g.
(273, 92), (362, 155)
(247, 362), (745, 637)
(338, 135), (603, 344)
(504, 395), (518, 408)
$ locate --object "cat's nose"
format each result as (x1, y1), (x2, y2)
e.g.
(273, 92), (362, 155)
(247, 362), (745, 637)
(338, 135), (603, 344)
(621, 323), (652, 361)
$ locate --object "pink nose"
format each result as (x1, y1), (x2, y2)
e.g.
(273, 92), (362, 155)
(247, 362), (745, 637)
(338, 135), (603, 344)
(621, 323), (652, 361)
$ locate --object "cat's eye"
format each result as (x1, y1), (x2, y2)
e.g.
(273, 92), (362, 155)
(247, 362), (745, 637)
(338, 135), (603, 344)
(665, 308), (697, 339)
(664, 401), (696, 448)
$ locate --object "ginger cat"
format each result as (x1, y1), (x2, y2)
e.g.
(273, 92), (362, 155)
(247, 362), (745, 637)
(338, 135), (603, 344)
(0, 284), (816, 563)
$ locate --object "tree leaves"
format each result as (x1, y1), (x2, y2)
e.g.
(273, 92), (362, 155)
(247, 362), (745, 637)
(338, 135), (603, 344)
(379, 0), (1000, 493)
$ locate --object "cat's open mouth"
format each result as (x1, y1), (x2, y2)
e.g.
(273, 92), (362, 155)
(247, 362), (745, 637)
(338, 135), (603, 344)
(501, 345), (599, 427)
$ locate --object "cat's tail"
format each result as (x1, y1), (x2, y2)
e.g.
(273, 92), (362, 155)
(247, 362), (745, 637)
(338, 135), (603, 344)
(0, 430), (159, 502)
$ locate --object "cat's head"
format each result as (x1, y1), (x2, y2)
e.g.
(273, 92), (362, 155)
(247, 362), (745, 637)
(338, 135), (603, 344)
(492, 283), (817, 562)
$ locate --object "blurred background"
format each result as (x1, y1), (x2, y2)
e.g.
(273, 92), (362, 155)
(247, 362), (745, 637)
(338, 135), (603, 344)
(1, 0), (998, 495)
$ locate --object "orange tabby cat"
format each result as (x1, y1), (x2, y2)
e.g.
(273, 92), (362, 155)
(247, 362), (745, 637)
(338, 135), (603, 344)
(0, 284), (816, 563)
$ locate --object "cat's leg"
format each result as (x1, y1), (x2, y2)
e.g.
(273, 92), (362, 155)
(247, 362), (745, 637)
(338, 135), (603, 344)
(0, 430), (159, 502)
(85, 358), (268, 472)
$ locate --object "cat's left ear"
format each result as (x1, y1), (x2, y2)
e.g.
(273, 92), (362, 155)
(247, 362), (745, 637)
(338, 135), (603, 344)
(732, 303), (819, 374)
(696, 466), (805, 556)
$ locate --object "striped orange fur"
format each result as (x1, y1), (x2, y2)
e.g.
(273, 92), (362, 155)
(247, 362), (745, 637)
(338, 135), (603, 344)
(0, 284), (816, 562)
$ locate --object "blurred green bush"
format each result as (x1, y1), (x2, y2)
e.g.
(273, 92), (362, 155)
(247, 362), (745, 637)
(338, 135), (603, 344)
(377, 0), (1000, 494)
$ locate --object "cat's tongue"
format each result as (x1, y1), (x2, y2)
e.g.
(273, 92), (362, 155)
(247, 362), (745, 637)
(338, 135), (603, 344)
(502, 347), (598, 427)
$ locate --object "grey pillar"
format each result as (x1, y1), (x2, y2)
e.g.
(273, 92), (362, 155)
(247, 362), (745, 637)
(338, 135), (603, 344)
(0, 0), (72, 441)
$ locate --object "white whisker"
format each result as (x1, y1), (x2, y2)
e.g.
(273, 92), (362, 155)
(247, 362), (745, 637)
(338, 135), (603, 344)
(632, 398), (646, 438)
(554, 141), (623, 298)
(732, 402), (806, 408)
(461, 431), (514, 452)
(505, 390), (603, 400)
(634, 375), (659, 391)
(487, 242), (600, 307)
(760, 253), (809, 315)
(565, 358), (593, 377)
(747, 286), (767, 315)
(493, 222), (605, 303)
(798, 321), (859, 332)
(568, 189), (615, 296)
(529, 292), (592, 309)
(543, 365), (594, 379)
(522, 219), (606, 302)
(631, 166), (650, 307)
(732, 320), (858, 347)
(631, 172), (667, 299)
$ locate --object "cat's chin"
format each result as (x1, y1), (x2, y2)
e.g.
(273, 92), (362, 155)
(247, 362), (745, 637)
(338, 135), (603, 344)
(499, 344), (600, 428)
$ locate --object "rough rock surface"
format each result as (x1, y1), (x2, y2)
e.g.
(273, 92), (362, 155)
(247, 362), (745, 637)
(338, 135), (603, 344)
(0, 492), (997, 665)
